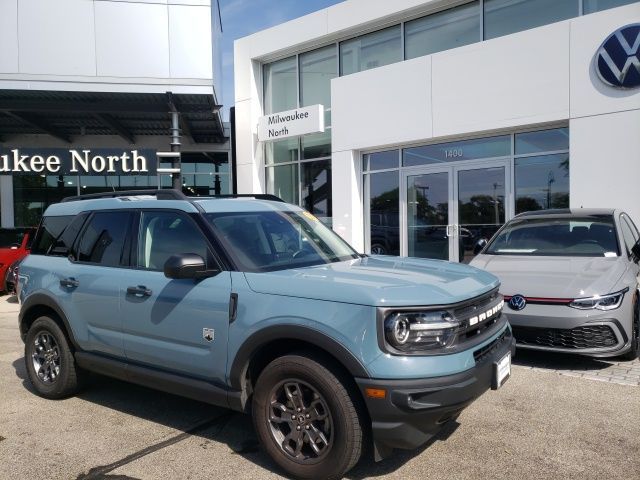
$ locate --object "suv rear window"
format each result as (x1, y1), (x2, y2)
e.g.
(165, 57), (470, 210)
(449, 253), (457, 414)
(31, 217), (74, 255)
(485, 215), (620, 257)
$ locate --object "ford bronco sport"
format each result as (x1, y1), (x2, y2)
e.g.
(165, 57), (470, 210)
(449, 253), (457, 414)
(18, 190), (514, 480)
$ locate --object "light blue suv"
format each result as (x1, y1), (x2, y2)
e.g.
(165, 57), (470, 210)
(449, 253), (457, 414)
(18, 190), (514, 480)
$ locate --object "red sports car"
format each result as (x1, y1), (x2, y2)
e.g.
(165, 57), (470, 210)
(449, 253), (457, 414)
(0, 228), (35, 293)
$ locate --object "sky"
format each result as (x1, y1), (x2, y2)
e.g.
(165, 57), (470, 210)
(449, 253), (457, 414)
(218, 0), (344, 121)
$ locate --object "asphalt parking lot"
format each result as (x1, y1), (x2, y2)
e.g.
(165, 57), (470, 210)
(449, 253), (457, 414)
(1, 296), (639, 480)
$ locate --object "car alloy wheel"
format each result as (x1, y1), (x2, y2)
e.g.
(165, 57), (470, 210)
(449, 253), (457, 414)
(266, 379), (334, 463)
(31, 331), (61, 384)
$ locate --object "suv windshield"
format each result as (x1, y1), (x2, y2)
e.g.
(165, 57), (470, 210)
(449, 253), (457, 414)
(485, 216), (619, 257)
(206, 210), (360, 272)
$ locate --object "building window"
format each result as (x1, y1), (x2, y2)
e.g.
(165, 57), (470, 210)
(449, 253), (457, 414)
(514, 127), (570, 213)
(263, 56), (297, 114)
(13, 175), (78, 227)
(483, 0), (579, 40)
(583, 0), (638, 13)
(363, 128), (570, 256)
(263, 48), (334, 223)
(367, 169), (400, 256)
(299, 45), (336, 114)
(405, 1), (481, 60)
(340, 25), (402, 76)
(403, 135), (511, 167)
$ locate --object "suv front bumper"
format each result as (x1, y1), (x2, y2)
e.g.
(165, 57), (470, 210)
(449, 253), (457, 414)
(356, 327), (515, 460)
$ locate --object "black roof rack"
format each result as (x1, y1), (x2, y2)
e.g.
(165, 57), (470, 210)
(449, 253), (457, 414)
(61, 189), (187, 203)
(61, 190), (285, 203)
(201, 194), (284, 202)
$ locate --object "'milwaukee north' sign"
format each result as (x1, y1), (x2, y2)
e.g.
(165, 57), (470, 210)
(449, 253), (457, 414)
(0, 148), (157, 176)
(257, 104), (324, 142)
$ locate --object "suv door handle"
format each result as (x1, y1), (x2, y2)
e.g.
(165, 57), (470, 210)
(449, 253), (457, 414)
(60, 277), (79, 288)
(126, 285), (152, 297)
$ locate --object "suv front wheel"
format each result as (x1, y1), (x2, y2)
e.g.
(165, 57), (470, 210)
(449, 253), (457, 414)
(252, 354), (364, 480)
(24, 316), (85, 399)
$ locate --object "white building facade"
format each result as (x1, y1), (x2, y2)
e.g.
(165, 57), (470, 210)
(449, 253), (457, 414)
(234, 0), (640, 263)
(0, 0), (228, 228)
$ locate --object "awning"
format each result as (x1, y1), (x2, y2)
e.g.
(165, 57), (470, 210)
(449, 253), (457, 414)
(0, 90), (224, 144)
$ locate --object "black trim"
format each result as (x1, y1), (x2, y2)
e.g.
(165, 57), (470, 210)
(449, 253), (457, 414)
(229, 293), (238, 323)
(19, 292), (79, 348)
(62, 189), (188, 203)
(75, 352), (239, 410)
(228, 325), (370, 390)
(230, 106), (238, 194)
(357, 328), (515, 456)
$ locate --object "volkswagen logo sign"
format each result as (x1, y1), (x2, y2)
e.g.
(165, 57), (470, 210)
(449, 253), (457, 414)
(508, 295), (527, 311)
(595, 24), (640, 89)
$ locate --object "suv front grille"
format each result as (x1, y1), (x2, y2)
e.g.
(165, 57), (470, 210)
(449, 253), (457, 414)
(454, 288), (504, 340)
(473, 327), (512, 363)
(512, 325), (618, 349)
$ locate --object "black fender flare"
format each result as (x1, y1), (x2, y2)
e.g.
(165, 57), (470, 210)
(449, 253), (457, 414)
(19, 292), (79, 348)
(228, 324), (371, 391)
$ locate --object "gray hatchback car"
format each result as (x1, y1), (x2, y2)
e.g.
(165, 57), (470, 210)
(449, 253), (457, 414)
(471, 209), (640, 359)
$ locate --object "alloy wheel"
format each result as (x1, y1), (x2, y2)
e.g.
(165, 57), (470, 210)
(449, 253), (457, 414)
(266, 379), (334, 463)
(31, 331), (61, 384)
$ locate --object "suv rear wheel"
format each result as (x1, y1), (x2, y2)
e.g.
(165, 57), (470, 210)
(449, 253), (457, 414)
(24, 316), (85, 399)
(252, 354), (363, 480)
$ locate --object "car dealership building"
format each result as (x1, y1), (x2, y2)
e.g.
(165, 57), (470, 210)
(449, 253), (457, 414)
(0, 0), (228, 228)
(234, 0), (640, 262)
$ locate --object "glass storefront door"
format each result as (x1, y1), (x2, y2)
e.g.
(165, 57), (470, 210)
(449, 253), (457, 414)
(403, 160), (510, 263)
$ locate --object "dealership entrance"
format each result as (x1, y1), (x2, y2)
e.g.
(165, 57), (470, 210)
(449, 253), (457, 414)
(403, 159), (510, 263)
(364, 127), (570, 263)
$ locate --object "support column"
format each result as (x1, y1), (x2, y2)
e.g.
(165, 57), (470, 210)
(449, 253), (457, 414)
(331, 150), (364, 252)
(1, 176), (14, 228)
(170, 111), (182, 190)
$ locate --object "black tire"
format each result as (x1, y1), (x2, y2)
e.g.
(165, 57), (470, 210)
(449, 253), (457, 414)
(621, 296), (639, 361)
(252, 354), (363, 480)
(24, 316), (85, 399)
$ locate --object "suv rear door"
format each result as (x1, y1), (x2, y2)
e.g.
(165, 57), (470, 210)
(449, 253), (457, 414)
(120, 209), (231, 385)
(64, 210), (133, 358)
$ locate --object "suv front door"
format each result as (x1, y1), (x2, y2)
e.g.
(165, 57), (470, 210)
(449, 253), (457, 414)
(120, 210), (231, 385)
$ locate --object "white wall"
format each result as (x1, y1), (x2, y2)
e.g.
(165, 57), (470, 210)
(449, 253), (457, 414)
(234, 0), (640, 249)
(0, 0), (218, 94)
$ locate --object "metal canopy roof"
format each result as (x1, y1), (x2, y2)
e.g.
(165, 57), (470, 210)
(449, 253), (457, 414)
(0, 90), (225, 144)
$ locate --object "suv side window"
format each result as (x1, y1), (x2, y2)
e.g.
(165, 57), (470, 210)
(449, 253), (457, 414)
(76, 211), (131, 266)
(137, 211), (211, 271)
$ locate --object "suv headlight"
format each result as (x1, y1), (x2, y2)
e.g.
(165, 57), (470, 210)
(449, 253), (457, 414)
(384, 311), (459, 352)
(569, 288), (628, 311)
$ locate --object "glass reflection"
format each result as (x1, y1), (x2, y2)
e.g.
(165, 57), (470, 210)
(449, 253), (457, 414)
(405, 1), (480, 59)
(340, 25), (402, 76)
(369, 171), (399, 256)
(407, 172), (449, 260)
(267, 164), (299, 205)
(484, 0), (578, 40)
(302, 160), (332, 225)
(515, 128), (569, 155)
(458, 167), (505, 263)
(515, 154), (570, 214)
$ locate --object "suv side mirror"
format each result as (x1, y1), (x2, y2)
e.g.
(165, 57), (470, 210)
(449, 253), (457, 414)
(632, 239), (640, 263)
(473, 238), (488, 256)
(164, 254), (218, 280)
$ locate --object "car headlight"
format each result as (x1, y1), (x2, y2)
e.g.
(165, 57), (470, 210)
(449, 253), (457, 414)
(384, 311), (459, 352)
(569, 288), (628, 311)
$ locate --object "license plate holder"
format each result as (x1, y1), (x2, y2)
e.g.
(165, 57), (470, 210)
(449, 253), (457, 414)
(492, 352), (511, 390)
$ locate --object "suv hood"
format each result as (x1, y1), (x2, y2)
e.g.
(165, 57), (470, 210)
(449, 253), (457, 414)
(471, 254), (627, 298)
(243, 256), (499, 307)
